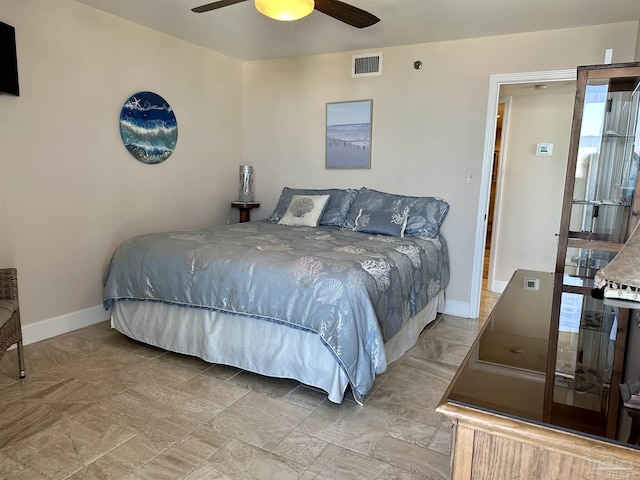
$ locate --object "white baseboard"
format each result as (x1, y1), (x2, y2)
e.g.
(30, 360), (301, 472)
(443, 299), (472, 318)
(488, 280), (507, 294)
(22, 305), (110, 346)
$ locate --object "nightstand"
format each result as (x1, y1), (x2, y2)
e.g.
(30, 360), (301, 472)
(231, 201), (260, 223)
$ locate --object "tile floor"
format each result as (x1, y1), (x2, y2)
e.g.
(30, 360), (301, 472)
(0, 295), (498, 480)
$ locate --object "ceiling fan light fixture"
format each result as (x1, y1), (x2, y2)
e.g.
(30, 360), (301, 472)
(255, 0), (314, 21)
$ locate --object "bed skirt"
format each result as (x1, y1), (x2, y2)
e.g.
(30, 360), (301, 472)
(111, 290), (445, 404)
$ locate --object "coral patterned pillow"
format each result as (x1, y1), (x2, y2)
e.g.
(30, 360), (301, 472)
(354, 209), (408, 237)
(278, 195), (331, 227)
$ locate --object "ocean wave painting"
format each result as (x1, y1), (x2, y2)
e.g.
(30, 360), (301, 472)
(119, 91), (178, 164)
(326, 99), (372, 169)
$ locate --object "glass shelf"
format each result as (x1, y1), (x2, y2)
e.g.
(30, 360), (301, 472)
(564, 247), (617, 280)
(568, 202), (630, 242)
(562, 273), (596, 288)
(571, 200), (631, 206)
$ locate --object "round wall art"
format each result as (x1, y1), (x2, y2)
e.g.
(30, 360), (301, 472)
(119, 91), (178, 164)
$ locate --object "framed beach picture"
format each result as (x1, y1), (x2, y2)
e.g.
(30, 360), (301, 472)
(326, 99), (372, 169)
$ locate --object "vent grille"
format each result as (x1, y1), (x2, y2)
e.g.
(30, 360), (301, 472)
(352, 53), (382, 77)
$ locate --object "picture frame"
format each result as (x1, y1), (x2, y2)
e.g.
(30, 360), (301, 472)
(326, 99), (372, 169)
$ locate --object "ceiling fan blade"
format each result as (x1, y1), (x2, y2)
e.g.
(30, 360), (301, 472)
(192, 0), (248, 13)
(314, 0), (380, 28)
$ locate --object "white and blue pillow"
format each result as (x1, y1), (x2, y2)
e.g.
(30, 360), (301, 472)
(278, 195), (330, 227)
(269, 187), (358, 227)
(344, 188), (449, 238)
(353, 209), (408, 237)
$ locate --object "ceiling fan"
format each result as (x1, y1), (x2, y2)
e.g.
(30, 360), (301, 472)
(192, 0), (380, 28)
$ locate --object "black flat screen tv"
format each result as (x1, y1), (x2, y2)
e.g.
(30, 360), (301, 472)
(0, 21), (19, 96)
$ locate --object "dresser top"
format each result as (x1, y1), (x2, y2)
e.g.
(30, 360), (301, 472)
(444, 270), (639, 451)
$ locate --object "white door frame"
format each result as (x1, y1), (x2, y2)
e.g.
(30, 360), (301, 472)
(469, 69), (577, 318)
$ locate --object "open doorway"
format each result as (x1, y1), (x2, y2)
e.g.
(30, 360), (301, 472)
(470, 69), (578, 319)
(480, 101), (506, 318)
(485, 80), (576, 292)
(485, 101), (505, 279)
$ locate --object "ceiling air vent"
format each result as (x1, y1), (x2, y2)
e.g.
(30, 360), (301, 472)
(352, 53), (382, 78)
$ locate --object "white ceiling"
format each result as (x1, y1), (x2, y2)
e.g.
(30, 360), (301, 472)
(74, 0), (640, 61)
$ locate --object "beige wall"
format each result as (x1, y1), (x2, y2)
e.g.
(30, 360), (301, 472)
(0, 0), (243, 336)
(243, 22), (639, 316)
(0, 1), (638, 341)
(491, 92), (574, 286)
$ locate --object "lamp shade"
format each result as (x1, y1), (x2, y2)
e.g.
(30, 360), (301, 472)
(255, 0), (314, 21)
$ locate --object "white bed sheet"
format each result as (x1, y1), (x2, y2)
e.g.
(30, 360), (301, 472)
(111, 291), (445, 404)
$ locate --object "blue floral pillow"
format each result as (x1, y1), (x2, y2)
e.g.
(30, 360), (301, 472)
(268, 187), (359, 227)
(353, 209), (408, 237)
(344, 188), (449, 238)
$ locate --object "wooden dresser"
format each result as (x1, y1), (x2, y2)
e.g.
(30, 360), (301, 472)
(438, 270), (640, 479)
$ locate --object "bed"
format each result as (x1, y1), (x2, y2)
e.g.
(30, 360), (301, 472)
(103, 187), (450, 403)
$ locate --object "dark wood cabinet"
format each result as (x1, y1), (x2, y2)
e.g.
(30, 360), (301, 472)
(545, 62), (640, 439)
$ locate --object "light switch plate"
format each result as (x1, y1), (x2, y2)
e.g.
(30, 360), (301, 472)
(465, 169), (477, 184)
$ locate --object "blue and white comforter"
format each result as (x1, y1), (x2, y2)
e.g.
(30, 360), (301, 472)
(103, 221), (449, 397)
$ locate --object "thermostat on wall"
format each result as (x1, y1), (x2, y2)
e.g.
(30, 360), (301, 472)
(524, 277), (540, 290)
(536, 143), (553, 156)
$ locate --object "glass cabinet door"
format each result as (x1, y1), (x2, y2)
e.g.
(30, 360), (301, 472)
(568, 75), (639, 243)
(546, 63), (640, 439)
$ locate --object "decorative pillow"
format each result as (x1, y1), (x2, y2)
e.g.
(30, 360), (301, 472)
(344, 188), (449, 238)
(353, 209), (408, 237)
(278, 195), (330, 227)
(268, 187), (358, 227)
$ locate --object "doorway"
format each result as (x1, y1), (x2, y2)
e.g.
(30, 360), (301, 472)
(470, 69), (577, 318)
(484, 101), (505, 280)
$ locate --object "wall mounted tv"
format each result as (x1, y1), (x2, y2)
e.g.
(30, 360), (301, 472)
(0, 21), (19, 96)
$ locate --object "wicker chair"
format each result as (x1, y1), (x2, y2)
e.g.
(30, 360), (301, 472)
(0, 268), (26, 378)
